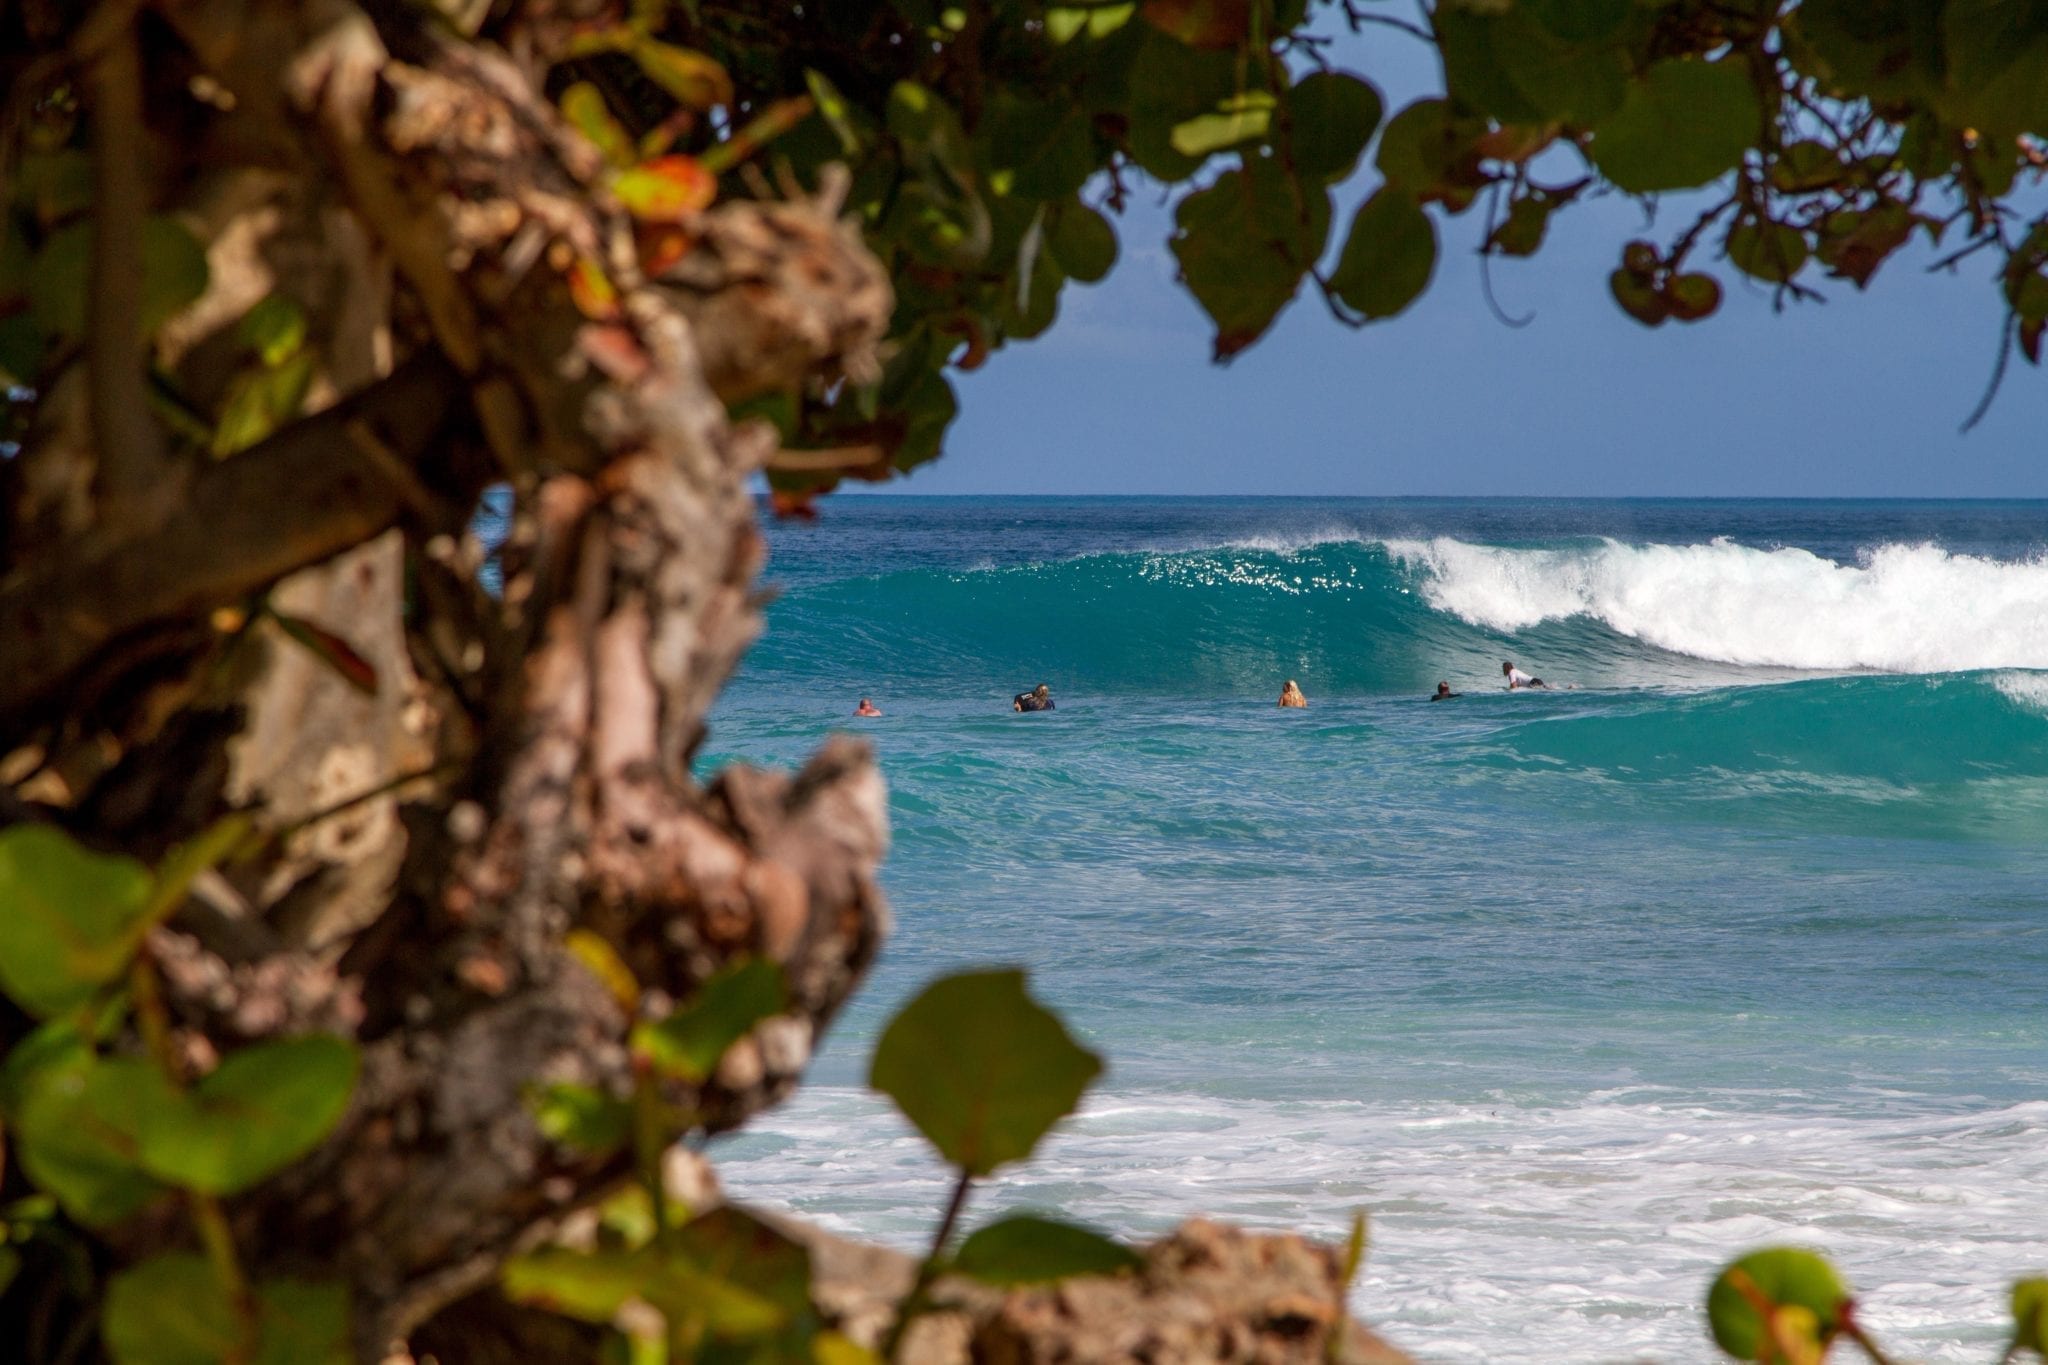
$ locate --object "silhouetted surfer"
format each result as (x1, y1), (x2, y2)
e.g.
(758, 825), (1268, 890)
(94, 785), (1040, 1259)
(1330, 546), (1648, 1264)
(1431, 681), (1460, 701)
(1014, 683), (1055, 712)
(1502, 660), (1548, 690)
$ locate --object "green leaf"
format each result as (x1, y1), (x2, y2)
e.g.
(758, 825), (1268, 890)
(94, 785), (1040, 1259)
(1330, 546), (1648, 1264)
(528, 1082), (632, 1155)
(1328, 188), (1438, 322)
(1706, 1247), (1849, 1361)
(611, 157), (717, 222)
(1286, 71), (1382, 182)
(983, 95), (1098, 200)
(1727, 220), (1809, 283)
(504, 1246), (657, 1322)
(103, 1255), (349, 1365)
(251, 1279), (350, 1365)
(25, 216), (209, 340)
(103, 1254), (244, 1365)
(2014, 1277), (2048, 1357)
(1373, 98), (1473, 196)
(1666, 272), (1722, 322)
(1794, 0), (1946, 104)
(637, 959), (785, 1083)
(673, 1206), (814, 1320)
(1047, 201), (1118, 284)
(561, 83), (637, 166)
(1525, 0), (1630, 43)
(6, 1025), (164, 1227)
(1170, 91), (1275, 157)
(213, 350), (316, 457)
(1769, 139), (1843, 194)
(124, 1035), (359, 1195)
(0, 825), (155, 1018)
(804, 70), (863, 155)
(235, 294), (307, 366)
(1942, 0), (2048, 140)
(1170, 158), (1330, 358)
(1608, 268), (1669, 327)
(890, 366), (958, 472)
(868, 968), (1102, 1175)
(628, 38), (733, 109)
(1488, 192), (1557, 257)
(951, 1215), (1140, 1285)
(1125, 29), (1244, 182)
(1589, 59), (1762, 194)
(1047, 3), (1135, 43)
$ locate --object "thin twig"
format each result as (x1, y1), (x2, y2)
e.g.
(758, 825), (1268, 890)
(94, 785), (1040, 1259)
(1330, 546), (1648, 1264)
(1479, 183), (1534, 329)
(1960, 311), (2015, 434)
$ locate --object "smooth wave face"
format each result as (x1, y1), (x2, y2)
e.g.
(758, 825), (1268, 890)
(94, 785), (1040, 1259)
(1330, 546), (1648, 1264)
(748, 535), (2048, 700)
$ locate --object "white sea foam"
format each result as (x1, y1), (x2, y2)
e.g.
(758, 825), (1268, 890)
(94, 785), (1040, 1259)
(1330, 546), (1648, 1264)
(1994, 670), (2048, 714)
(1383, 537), (2048, 673)
(715, 1086), (2048, 1363)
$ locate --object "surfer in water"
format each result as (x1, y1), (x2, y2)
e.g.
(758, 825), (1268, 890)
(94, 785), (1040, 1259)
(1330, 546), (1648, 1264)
(1502, 660), (1548, 690)
(1431, 681), (1460, 701)
(1279, 680), (1308, 708)
(1014, 683), (1055, 712)
(855, 698), (881, 717)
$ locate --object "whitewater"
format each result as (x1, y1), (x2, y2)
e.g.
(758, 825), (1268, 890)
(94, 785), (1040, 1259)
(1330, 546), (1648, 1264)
(700, 497), (2048, 1363)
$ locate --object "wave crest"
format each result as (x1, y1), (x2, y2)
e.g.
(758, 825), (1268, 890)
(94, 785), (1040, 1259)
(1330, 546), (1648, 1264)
(1388, 537), (2048, 674)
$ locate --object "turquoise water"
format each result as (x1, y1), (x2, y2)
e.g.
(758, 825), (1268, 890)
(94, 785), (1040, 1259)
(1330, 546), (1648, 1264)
(702, 498), (2048, 1361)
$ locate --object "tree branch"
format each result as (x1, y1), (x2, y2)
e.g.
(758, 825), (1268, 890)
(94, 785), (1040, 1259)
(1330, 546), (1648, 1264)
(84, 17), (178, 532)
(0, 351), (477, 722)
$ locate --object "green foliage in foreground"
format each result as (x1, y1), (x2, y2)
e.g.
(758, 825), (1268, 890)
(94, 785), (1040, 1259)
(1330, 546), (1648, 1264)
(643, 0), (2048, 496)
(2, 824), (2045, 1362)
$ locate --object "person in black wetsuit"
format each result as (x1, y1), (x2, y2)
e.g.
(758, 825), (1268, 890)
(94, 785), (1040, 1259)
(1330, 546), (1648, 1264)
(1013, 683), (1055, 712)
(1430, 681), (1461, 701)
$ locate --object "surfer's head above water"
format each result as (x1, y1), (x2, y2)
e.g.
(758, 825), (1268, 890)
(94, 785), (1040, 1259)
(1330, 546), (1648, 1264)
(1433, 681), (1459, 701)
(1279, 680), (1307, 708)
(1013, 684), (1055, 712)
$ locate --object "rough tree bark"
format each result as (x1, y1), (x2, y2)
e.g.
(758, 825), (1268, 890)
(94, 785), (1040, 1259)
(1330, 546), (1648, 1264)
(1, 5), (1408, 1362)
(3, 2), (893, 1357)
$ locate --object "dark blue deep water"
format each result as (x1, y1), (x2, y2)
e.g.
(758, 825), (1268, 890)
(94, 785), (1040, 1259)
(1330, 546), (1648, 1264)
(703, 498), (2048, 1362)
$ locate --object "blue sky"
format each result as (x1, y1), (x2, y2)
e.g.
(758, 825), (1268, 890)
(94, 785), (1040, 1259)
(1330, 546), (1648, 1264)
(880, 26), (2048, 498)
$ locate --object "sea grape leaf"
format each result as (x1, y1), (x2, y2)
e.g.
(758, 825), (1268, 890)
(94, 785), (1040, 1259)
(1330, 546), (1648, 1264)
(636, 958), (785, 1083)
(1609, 268), (1669, 327)
(213, 349), (316, 457)
(628, 38), (733, 109)
(1525, 0), (1630, 42)
(1706, 1247), (1849, 1361)
(251, 1279), (350, 1365)
(1170, 158), (1330, 357)
(951, 1215), (1141, 1285)
(611, 157), (717, 222)
(235, 293), (306, 366)
(103, 1255), (350, 1365)
(1286, 71), (1382, 182)
(1328, 188), (1438, 322)
(1047, 201), (1117, 283)
(981, 94), (1096, 200)
(528, 1082), (632, 1155)
(1125, 29), (1243, 181)
(102, 1254), (243, 1365)
(561, 83), (637, 166)
(1140, 0), (1251, 49)
(1589, 59), (1761, 194)
(503, 1246), (657, 1322)
(0, 825), (155, 1018)
(674, 1206), (814, 1318)
(1666, 273), (1723, 322)
(1942, 0), (2048, 139)
(1794, 0), (1947, 103)
(5, 1024), (163, 1227)
(868, 968), (1102, 1175)
(121, 1035), (359, 1195)
(1727, 220), (1810, 283)
(1169, 90), (1275, 157)
(2013, 1277), (2048, 1356)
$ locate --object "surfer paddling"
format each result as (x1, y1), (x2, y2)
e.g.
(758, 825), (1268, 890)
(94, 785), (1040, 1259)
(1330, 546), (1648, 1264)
(1013, 683), (1055, 712)
(1431, 681), (1461, 701)
(1502, 660), (1549, 690)
(854, 698), (882, 717)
